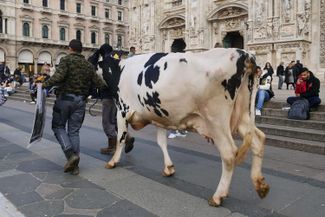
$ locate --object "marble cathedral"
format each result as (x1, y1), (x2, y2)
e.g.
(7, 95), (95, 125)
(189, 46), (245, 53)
(129, 0), (324, 80)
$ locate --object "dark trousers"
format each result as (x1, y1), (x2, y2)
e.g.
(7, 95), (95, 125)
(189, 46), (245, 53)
(287, 96), (321, 108)
(52, 94), (86, 155)
(102, 98), (117, 139)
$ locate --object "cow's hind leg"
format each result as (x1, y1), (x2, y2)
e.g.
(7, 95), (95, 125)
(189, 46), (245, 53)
(156, 127), (175, 177)
(209, 132), (237, 207)
(237, 123), (270, 199)
(105, 110), (127, 169)
(251, 127), (269, 198)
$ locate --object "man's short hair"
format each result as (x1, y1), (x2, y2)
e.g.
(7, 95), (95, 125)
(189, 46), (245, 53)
(69, 39), (83, 53)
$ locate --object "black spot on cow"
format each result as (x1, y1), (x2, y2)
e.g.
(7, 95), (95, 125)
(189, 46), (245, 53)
(161, 108), (169, 116)
(137, 71), (143, 86)
(118, 98), (129, 118)
(164, 62), (168, 70)
(137, 94), (144, 106)
(119, 131), (127, 143)
(225, 95), (228, 100)
(179, 58), (188, 64)
(144, 53), (168, 89)
(143, 91), (169, 117)
(221, 50), (248, 100)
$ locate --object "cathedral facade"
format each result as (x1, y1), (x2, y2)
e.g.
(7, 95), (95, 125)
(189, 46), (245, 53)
(129, 0), (324, 80)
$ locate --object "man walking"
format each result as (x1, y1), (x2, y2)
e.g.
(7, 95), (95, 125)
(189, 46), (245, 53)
(43, 39), (103, 175)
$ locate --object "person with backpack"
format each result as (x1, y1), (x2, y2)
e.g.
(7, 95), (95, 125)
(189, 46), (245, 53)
(287, 67), (321, 109)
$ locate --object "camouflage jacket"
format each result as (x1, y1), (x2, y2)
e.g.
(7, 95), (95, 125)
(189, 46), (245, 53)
(44, 53), (103, 96)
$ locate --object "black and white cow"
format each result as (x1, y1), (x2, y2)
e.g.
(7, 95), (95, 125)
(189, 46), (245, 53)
(105, 48), (270, 207)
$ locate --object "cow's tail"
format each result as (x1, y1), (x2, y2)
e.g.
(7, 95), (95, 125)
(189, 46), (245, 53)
(234, 53), (258, 165)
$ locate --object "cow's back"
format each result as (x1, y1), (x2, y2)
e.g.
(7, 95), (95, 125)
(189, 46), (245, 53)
(118, 48), (252, 128)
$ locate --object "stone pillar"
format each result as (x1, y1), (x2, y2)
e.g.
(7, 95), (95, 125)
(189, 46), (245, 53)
(320, 0), (325, 68)
(34, 58), (38, 75)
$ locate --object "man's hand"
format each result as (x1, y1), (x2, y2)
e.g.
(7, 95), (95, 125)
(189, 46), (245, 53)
(296, 78), (302, 85)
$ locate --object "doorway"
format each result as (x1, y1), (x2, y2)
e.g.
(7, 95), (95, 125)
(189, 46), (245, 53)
(222, 31), (244, 49)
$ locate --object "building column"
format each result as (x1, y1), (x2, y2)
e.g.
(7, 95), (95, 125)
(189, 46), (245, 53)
(34, 58), (38, 75)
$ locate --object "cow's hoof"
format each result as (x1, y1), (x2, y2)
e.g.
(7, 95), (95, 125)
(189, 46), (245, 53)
(255, 177), (270, 199)
(208, 197), (223, 207)
(105, 162), (116, 169)
(162, 165), (175, 177)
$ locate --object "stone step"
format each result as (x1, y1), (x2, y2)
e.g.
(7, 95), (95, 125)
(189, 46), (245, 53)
(10, 92), (103, 110)
(257, 123), (325, 142)
(255, 116), (325, 131)
(262, 108), (325, 121)
(265, 134), (325, 155)
(7, 95), (103, 114)
(264, 100), (325, 112)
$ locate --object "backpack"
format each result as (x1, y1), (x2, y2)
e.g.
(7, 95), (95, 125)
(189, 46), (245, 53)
(288, 99), (310, 120)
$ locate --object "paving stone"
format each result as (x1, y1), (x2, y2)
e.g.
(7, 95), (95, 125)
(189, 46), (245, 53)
(0, 145), (28, 160)
(17, 158), (61, 173)
(55, 215), (93, 217)
(6, 191), (43, 207)
(96, 199), (158, 217)
(45, 189), (74, 200)
(65, 188), (119, 209)
(0, 160), (17, 172)
(0, 174), (41, 195)
(61, 179), (104, 190)
(0, 169), (24, 178)
(5, 151), (40, 163)
(19, 200), (64, 217)
(36, 183), (63, 198)
(0, 139), (12, 147)
(31, 172), (48, 181)
(44, 171), (82, 185)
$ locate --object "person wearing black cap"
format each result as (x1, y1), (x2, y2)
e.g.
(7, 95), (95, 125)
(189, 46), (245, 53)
(43, 39), (103, 175)
(88, 43), (135, 154)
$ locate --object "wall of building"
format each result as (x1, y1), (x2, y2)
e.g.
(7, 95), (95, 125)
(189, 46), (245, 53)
(0, 0), (129, 75)
(129, 0), (324, 81)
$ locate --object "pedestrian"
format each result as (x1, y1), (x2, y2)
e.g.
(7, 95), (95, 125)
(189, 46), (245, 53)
(276, 62), (285, 89)
(287, 67), (321, 109)
(255, 66), (274, 116)
(88, 43), (135, 155)
(264, 62), (274, 77)
(127, 46), (136, 58)
(13, 66), (24, 87)
(168, 38), (188, 138)
(0, 61), (10, 81)
(284, 61), (295, 90)
(43, 39), (103, 175)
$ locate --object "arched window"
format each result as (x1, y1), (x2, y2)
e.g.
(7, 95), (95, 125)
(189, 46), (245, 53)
(42, 25), (49, 38)
(117, 35), (122, 48)
(0, 10), (3, 34)
(91, 32), (96, 44)
(76, 30), (81, 41)
(60, 0), (65, 10)
(60, 28), (65, 41)
(104, 33), (110, 44)
(43, 0), (48, 7)
(23, 22), (30, 37)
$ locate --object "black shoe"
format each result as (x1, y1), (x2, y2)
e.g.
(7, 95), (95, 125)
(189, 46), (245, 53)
(70, 166), (79, 175)
(125, 136), (135, 154)
(64, 154), (80, 173)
